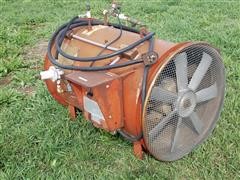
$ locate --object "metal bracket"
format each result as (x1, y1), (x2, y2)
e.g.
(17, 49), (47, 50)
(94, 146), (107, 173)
(142, 51), (159, 66)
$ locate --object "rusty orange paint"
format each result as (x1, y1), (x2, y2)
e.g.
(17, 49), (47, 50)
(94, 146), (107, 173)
(43, 24), (194, 158)
(68, 105), (77, 120)
(133, 141), (143, 159)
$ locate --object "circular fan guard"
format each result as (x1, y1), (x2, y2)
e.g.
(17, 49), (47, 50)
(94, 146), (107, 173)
(143, 44), (225, 161)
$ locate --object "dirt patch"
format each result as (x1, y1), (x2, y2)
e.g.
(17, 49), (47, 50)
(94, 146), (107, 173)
(18, 86), (36, 96)
(0, 75), (12, 87)
(24, 40), (48, 60)
(23, 40), (48, 69)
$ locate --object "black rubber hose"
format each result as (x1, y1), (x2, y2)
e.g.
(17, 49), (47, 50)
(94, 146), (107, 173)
(47, 21), (144, 71)
(48, 56), (143, 71)
(90, 9), (123, 67)
(55, 16), (79, 59)
(59, 16), (79, 46)
(141, 37), (155, 107)
(97, 9), (123, 56)
(116, 32), (155, 143)
(55, 28), (155, 62)
(117, 129), (143, 142)
(47, 18), (155, 71)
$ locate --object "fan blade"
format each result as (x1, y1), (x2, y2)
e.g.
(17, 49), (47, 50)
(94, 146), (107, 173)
(170, 117), (182, 152)
(175, 52), (188, 92)
(189, 112), (203, 135)
(188, 52), (212, 91)
(149, 110), (177, 141)
(151, 87), (177, 104)
(196, 83), (218, 103)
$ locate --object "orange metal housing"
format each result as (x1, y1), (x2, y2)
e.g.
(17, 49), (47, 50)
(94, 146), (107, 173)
(43, 24), (193, 157)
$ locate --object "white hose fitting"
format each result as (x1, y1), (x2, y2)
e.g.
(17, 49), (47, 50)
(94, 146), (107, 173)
(78, 11), (91, 19)
(40, 66), (64, 82)
(86, 11), (91, 18)
(118, 13), (128, 20)
(103, 9), (108, 15)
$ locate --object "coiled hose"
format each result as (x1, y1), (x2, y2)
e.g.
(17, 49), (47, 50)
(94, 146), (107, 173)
(47, 17), (155, 71)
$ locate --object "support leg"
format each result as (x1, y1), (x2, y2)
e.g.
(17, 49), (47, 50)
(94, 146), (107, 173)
(68, 105), (77, 120)
(133, 141), (143, 159)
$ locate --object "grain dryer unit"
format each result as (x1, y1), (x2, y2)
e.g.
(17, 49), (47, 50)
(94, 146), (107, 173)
(40, 2), (225, 161)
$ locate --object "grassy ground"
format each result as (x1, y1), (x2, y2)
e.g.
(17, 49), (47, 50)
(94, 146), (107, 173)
(0, 0), (239, 179)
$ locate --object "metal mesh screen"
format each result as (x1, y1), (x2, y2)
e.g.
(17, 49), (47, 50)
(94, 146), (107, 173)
(143, 44), (225, 161)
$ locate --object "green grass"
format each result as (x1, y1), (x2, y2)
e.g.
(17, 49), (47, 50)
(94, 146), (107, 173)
(0, 0), (239, 179)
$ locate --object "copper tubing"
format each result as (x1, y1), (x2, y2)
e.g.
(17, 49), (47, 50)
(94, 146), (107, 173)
(72, 34), (119, 52)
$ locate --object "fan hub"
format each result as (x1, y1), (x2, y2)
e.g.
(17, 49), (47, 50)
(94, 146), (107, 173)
(177, 91), (196, 117)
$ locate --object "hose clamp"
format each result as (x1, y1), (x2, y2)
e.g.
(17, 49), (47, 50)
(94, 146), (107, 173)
(142, 51), (159, 66)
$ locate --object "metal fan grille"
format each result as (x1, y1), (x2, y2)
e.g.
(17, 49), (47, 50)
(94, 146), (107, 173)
(143, 44), (225, 161)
